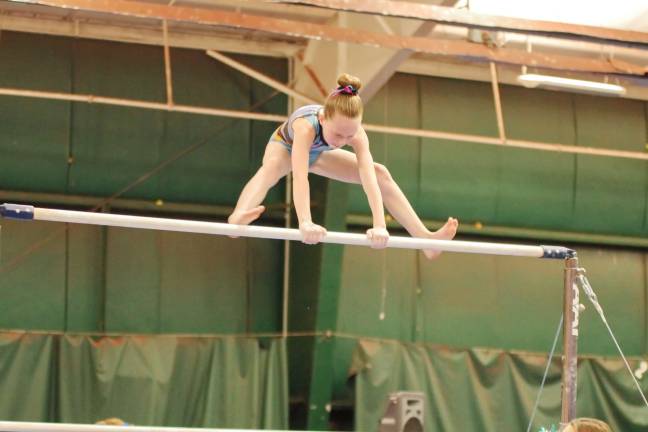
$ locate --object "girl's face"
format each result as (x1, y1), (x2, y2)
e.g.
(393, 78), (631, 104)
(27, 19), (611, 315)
(319, 112), (361, 148)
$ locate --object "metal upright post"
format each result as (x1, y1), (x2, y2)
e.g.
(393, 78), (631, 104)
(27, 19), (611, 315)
(561, 256), (580, 425)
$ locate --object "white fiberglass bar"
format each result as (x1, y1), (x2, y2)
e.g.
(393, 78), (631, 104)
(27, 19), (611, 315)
(0, 422), (287, 432)
(0, 205), (575, 259)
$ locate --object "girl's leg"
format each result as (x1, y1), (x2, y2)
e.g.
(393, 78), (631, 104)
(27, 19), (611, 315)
(309, 149), (458, 259)
(228, 141), (292, 225)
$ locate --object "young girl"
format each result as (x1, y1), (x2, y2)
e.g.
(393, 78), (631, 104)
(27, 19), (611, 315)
(228, 73), (458, 259)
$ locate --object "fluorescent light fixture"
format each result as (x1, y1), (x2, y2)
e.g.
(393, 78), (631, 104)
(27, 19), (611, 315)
(517, 74), (626, 96)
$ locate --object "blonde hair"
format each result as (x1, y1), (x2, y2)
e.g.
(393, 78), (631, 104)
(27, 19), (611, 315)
(96, 418), (128, 426)
(562, 418), (612, 432)
(323, 73), (363, 119)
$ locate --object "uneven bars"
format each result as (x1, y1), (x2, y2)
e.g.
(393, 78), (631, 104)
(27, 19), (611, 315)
(0, 204), (575, 259)
(0, 422), (274, 432)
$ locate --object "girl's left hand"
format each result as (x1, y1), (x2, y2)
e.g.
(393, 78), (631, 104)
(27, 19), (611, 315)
(366, 227), (389, 249)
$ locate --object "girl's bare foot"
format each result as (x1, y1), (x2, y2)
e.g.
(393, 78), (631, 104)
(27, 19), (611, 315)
(227, 206), (265, 238)
(423, 217), (459, 260)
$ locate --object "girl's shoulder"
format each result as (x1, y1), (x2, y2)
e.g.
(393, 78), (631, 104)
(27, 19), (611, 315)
(290, 105), (321, 131)
(292, 117), (317, 137)
(290, 104), (323, 118)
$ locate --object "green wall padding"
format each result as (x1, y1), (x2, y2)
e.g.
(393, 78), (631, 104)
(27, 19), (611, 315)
(360, 74), (422, 211)
(0, 32), (71, 192)
(0, 220), (283, 334)
(354, 75), (648, 238)
(0, 32), (287, 206)
(351, 339), (648, 432)
(570, 96), (647, 236)
(497, 86), (575, 229)
(0, 332), (288, 429)
(66, 224), (106, 331)
(3, 29), (648, 430)
(418, 77), (501, 223)
(336, 243), (646, 354)
(104, 229), (282, 334)
(0, 220), (67, 330)
(4, 32), (648, 239)
(333, 242), (648, 401)
(0, 333), (54, 420)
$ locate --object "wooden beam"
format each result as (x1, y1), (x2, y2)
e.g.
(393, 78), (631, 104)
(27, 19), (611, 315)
(279, 0), (648, 48)
(0, 8), (301, 57)
(206, 50), (318, 105)
(4, 86), (648, 160)
(15, 0), (647, 75)
(358, 0), (460, 102)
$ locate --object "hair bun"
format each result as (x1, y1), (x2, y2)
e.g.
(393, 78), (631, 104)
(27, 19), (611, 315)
(337, 73), (362, 92)
(324, 73), (364, 119)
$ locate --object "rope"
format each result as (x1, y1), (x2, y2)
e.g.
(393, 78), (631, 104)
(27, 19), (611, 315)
(577, 273), (648, 410)
(526, 314), (563, 432)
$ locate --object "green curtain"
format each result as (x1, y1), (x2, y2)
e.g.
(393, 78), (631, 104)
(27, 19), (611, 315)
(351, 339), (648, 431)
(0, 332), (288, 429)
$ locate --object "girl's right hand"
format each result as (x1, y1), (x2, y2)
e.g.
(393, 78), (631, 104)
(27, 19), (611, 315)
(299, 221), (327, 245)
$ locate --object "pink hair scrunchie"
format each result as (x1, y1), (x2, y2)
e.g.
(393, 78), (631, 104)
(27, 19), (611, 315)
(330, 85), (358, 97)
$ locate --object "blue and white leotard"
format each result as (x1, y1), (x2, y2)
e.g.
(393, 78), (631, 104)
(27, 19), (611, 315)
(271, 104), (335, 166)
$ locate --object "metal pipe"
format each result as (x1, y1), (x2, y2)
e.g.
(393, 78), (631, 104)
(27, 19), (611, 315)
(561, 256), (580, 424)
(3, 189), (647, 248)
(0, 204), (575, 259)
(347, 212), (648, 249)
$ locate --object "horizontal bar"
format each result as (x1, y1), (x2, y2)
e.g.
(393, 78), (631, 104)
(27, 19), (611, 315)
(2, 190), (645, 248)
(0, 422), (290, 432)
(347, 213), (648, 249)
(0, 205), (574, 259)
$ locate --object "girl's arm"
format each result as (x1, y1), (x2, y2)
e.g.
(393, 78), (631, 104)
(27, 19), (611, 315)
(351, 127), (389, 248)
(291, 118), (327, 244)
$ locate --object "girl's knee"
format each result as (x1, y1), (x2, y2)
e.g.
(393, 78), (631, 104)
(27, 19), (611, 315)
(374, 163), (393, 185)
(260, 158), (288, 183)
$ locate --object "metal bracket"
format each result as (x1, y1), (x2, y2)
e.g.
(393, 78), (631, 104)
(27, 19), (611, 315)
(0, 203), (35, 220)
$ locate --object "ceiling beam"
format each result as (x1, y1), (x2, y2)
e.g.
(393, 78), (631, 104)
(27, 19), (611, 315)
(357, 0), (459, 102)
(278, 0), (648, 48)
(206, 49), (317, 105)
(14, 0), (647, 76)
(173, 0), (337, 22)
(0, 7), (301, 57)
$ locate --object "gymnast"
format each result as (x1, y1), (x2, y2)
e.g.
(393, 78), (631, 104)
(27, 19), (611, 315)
(228, 73), (458, 258)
